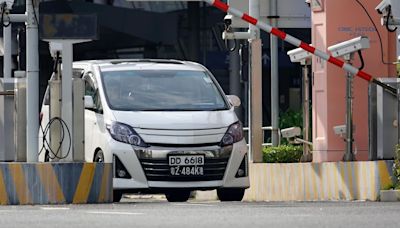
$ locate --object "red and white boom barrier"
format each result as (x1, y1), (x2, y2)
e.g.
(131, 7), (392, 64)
(204, 0), (396, 94)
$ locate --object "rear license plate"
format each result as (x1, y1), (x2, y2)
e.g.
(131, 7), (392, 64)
(168, 155), (204, 176)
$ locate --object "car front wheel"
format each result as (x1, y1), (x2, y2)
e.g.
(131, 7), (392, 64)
(94, 150), (104, 163)
(217, 188), (245, 202)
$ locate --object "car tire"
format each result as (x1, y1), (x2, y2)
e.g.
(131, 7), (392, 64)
(94, 150), (104, 163)
(113, 190), (123, 202)
(217, 188), (245, 202)
(165, 190), (191, 202)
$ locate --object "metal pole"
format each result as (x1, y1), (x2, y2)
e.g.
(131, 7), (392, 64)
(344, 59), (355, 161)
(398, 86), (400, 146)
(3, 24), (12, 79)
(26, 0), (39, 162)
(270, 0), (279, 147)
(250, 39), (263, 163)
(61, 42), (74, 161)
(229, 39), (243, 120)
(249, 0), (263, 163)
(301, 60), (312, 161)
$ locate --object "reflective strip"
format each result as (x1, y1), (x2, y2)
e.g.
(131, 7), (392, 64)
(343, 63), (359, 75)
(9, 164), (31, 204)
(257, 21), (273, 33)
(228, 7), (244, 19)
(271, 28), (287, 40)
(328, 56), (345, 68)
(73, 163), (96, 204)
(315, 49), (330, 61)
(242, 13), (257, 25)
(36, 164), (65, 203)
(0, 168), (8, 205)
(299, 42), (316, 54)
(98, 164), (111, 202)
(285, 35), (302, 48)
(357, 70), (373, 81)
(378, 161), (392, 189)
(212, 0), (228, 12)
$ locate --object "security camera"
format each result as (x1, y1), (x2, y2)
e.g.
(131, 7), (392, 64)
(333, 125), (356, 136)
(224, 15), (233, 27)
(328, 36), (370, 58)
(287, 47), (312, 63)
(281, 127), (302, 139)
(376, 0), (391, 14)
(333, 125), (346, 136)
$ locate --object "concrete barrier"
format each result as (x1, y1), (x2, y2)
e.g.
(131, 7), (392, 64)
(0, 162), (112, 205)
(244, 161), (394, 201)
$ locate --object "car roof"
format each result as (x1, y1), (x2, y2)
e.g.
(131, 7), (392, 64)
(73, 59), (207, 72)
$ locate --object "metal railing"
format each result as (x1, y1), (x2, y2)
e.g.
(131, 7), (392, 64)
(243, 126), (280, 147)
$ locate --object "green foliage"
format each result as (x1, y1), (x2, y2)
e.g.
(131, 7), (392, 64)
(279, 109), (303, 130)
(279, 109), (303, 145)
(263, 145), (303, 163)
(394, 145), (400, 189)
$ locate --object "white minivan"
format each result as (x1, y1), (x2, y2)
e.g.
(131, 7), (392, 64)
(40, 59), (249, 202)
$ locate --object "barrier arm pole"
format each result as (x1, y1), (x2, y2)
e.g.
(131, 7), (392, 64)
(204, 0), (397, 95)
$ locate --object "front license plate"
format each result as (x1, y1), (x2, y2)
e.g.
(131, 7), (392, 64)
(170, 166), (204, 176)
(169, 155), (205, 166)
(168, 155), (204, 176)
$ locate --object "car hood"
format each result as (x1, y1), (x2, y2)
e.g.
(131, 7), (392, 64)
(111, 110), (237, 130)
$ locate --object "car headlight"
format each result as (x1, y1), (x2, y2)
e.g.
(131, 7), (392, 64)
(106, 122), (149, 147)
(220, 122), (244, 147)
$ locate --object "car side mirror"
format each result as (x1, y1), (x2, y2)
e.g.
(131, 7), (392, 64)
(227, 95), (241, 108)
(84, 95), (95, 109)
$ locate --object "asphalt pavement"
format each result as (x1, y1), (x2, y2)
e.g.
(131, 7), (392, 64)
(0, 197), (399, 228)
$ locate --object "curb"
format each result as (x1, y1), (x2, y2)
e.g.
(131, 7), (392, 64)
(0, 162), (113, 205)
(243, 161), (394, 201)
(380, 190), (400, 202)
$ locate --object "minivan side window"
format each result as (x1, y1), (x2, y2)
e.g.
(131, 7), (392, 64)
(83, 73), (102, 113)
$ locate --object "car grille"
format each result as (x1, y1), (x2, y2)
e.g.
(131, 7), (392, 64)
(139, 157), (229, 181)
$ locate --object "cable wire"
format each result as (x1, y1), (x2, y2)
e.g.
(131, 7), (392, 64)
(354, 0), (395, 65)
(38, 53), (72, 160)
(39, 117), (72, 160)
(386, 5), (398, 32)
(357, 50), (365, 70)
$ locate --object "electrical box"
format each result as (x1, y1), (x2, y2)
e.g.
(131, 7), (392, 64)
(369, 78), (400, 160)
(0, 78), (15, 161)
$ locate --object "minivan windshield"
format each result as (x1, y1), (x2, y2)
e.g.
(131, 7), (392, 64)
(101, 70), (229, 111)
